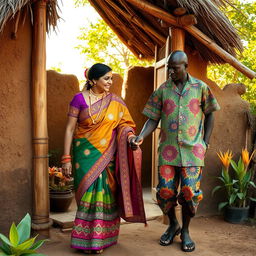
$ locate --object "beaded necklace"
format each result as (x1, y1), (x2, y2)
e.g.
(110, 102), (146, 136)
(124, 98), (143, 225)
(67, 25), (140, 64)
(88, 89), (105, 124)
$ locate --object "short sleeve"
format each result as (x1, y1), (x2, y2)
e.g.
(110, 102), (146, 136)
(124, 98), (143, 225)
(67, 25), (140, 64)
(68, 93), (86, 118)
(142, 88), (162, 121)
(201, 84), (220, 115)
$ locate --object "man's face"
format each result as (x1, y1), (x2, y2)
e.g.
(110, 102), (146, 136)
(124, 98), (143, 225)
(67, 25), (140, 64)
(167, 61), (187, 81)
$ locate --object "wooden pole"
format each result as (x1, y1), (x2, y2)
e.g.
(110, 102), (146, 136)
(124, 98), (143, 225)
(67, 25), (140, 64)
(125, 0), (256, 79)
(31, 0), (51, 234)
(170, 27), (185, 51)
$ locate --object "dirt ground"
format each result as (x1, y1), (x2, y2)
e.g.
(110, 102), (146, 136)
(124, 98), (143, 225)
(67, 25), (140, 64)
(38, 216), (256, 256)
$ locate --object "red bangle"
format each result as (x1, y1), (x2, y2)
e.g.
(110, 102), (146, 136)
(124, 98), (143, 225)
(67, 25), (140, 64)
(62, 154), (71, 159)
(61, 159), (71, 164)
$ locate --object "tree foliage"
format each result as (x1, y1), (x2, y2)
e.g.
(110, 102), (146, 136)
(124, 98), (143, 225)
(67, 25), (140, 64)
(75, 1), (153, 77)
(207, 0), (256, 111)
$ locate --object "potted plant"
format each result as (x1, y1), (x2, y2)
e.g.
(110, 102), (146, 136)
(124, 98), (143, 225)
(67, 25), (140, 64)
(49, 167), (74, 212)
(212, 149), (256, 223)
(0, 213), (47, 256)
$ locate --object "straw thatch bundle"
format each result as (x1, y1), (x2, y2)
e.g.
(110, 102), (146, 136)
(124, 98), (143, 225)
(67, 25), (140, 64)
(0, 0), (60, 33)
(87, 0), (243, 64)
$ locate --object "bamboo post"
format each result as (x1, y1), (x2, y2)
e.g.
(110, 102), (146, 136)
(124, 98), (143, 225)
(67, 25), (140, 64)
(125, 0), (256, 79)
(31, 0), (51, 235)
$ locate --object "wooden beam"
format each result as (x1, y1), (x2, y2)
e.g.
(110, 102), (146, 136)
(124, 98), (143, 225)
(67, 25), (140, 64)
(185, 26), (256, 79)
(125, 0), (256, 79)
(126, 0), (178, 26)
(105, 0), (156, 49)
(91, 0), (154, 57)
(31, 0), (51, 234)
(106, 0), (166, 44)
(88, 0), (141, 58)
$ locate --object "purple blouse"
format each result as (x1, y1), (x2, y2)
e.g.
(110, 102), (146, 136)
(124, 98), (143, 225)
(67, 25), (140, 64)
(68, 93), (88, 118)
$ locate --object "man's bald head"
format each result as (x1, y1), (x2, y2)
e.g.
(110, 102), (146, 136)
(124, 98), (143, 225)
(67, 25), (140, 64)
(167, 51), (188, 82)
(167, 51), (188, 67)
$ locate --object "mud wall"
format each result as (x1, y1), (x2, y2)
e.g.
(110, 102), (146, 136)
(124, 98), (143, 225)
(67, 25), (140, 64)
(125, 67), (154, 187)
(47, 72), (123, 166)
(47, 71), (80, 166)
(0, 16), (32, 232)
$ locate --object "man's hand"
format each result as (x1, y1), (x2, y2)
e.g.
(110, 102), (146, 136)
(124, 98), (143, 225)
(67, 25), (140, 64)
(129, 135), (144, 151)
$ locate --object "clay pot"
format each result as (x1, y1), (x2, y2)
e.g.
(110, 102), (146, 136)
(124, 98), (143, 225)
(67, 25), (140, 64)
(224, 206), (249, 224)
(49, 189), (73, 212)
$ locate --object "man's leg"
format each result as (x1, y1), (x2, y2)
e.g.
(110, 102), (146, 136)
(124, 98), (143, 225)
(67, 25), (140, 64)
(159, 206), (181, 245)
(180, 203), (194, 252)
(179, 166), (203, 252)
(157, 165), (180, 246)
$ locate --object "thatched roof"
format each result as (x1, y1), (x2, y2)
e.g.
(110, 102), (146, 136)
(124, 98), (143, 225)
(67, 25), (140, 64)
(0, 0), (59, 33)
(87, 0), (243, 64)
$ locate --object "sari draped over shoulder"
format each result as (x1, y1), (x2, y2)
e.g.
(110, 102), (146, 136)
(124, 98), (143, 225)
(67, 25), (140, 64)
(69, 93), (146, 251)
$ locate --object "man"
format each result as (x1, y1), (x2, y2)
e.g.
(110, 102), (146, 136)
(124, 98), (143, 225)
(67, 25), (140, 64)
(131, 51), (220, 252)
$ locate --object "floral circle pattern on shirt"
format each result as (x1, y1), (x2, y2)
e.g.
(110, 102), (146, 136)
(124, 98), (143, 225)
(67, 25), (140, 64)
(162, 145), (178, 162)
(159, 165), (175, 182)
(187, 125), (197, 137)
(192, 143), (205, 160)
(159, 187), (175, 200)
(187, 98), (200, 117)
(169, 120), (178, 132)
(163, 99), (177, 116)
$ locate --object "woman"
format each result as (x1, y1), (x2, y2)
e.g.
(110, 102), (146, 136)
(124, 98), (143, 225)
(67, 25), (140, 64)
(62, 63), (146, 254)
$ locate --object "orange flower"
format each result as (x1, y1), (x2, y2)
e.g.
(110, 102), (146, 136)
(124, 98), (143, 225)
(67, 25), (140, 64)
(55, 171), (64, 179)
(241, 148), (256, 169)
(217, 150), (233, 171)
(48, 167), (57, 177)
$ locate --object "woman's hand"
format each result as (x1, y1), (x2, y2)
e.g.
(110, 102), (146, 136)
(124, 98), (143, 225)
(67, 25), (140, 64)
(62, 162), (72, 176)
(129, 135), (144, 151)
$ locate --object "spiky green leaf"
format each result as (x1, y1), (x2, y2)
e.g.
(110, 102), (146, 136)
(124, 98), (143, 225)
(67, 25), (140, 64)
(211, 186), (223, 196)
(9, 223), (19, 247)
(237, 193), (244, 200)
(229, 193), (237, 205)
(230, 159), (238, 173)
(30, 239), (47, 250)
(19, 249), (37, 255)
(17, 214), (31, 244)
(218, 202), (228, 211)
(16, 237), (36, 251)
(0, 243), (12, 254)
(0, 234), (12, 246)
(249, 181), (256, 188)
(249, 197), (256, 202)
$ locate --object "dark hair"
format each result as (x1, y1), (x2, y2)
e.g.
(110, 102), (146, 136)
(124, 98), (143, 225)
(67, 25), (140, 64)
(85, 63), (112, 90)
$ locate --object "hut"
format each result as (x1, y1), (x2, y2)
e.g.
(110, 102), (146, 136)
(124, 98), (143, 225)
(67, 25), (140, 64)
(0, 0), (255, 234)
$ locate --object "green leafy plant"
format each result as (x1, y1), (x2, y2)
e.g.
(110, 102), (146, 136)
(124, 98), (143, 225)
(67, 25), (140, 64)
(0, 213), (47, 256)
(212, 149), (256, 211)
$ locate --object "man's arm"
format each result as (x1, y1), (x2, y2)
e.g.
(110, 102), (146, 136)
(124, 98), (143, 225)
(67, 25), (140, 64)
(204, 112), (214, 146)
(130, 118), (159, 149)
